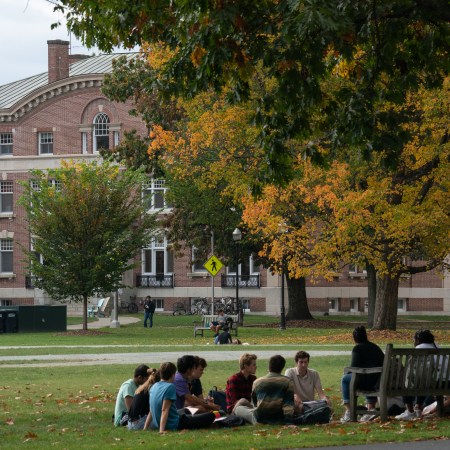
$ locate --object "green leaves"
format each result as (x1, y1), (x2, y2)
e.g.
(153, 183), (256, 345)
(19, 161), (157, 312)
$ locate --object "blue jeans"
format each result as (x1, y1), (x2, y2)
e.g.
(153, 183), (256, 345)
(144, 312), (153, 328)
(127, 415), (148, 430)
(341, 373), (377, 405)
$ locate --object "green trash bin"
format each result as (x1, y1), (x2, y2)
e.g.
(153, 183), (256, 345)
(5, 311), (18, 333)
(0, 312), (5, 333)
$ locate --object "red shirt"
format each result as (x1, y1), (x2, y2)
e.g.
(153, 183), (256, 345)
(225, 371), (256, 413)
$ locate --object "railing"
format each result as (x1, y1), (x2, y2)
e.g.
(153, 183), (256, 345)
(221, 274), (260, 288)
(136, 274), (174, 288)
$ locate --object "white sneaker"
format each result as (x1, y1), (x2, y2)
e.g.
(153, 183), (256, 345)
(340, 410), (351, 423)
(395, 410), (416, 420)
(360, 411), (377, 422)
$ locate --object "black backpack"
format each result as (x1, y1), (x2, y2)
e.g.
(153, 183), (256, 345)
(295, 405), (331, 425)
(208, 387), (227, 412)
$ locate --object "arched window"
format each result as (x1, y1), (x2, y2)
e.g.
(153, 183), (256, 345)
(93, 113), (110, 152)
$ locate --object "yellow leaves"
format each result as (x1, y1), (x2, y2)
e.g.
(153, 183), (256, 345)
(142, 41), (177, 71)
(190, 46), (207, 67)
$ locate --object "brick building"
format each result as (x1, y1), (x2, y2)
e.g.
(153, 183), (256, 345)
(1, 40), (449, 316)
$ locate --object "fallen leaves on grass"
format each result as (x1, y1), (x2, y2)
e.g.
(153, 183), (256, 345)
(5, 418), (14, 425)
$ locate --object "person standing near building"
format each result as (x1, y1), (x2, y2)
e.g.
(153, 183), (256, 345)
(143, 296), (156, 328)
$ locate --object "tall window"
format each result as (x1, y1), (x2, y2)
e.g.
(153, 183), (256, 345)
(39, 132), (53, 154)
(142, 236), (173, 275)
(0, 181), (13, 214)
(143, 179), (170, 211)
(0, 239), (13, 273)
(191, 247), (206, 273)
(93, 113), (110, 152)
(0, 133), (13, 155)
(229, 254), (260, 275)
(81, 132), (88, 153)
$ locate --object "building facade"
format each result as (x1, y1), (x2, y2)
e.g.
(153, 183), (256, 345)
(1, 40), (449, 315)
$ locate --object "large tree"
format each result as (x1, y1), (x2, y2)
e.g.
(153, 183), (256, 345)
(19, 161), (157, 330)
(313, 81), (450, 330)
(52, 0), (450, 181)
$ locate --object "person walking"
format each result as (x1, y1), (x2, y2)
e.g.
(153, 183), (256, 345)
(143, 296), (156, 328)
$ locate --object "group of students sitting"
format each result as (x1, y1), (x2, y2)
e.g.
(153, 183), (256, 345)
(113, 326), (449, 432)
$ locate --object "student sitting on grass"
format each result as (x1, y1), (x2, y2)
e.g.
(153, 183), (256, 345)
(113, 364), (149, 426)
(148, 362), (216, 433)
(215, 326), (232, 345)
(128, 368), (160, 430)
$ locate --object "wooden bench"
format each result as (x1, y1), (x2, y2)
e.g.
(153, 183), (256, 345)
(193, 314), (239, 337)
(346, 344), (450, 422)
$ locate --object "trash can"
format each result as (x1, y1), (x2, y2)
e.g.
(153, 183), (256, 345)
(0, 312), (5, 333)
(4, 311), (18, 333)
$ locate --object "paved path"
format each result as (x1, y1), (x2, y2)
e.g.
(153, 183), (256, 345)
(0, 349), (348, 368)
(67, 315), (140, 329)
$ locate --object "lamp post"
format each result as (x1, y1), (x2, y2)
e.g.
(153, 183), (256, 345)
(278, 222), (288, 330)
(232, 227), (243, 326)
(280, 255), (286, 330)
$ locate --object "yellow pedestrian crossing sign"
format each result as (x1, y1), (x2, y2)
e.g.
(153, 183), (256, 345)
(204, 255), (223, 277)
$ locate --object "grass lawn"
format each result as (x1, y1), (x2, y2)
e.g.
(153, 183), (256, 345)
(1, 315), (450, 448)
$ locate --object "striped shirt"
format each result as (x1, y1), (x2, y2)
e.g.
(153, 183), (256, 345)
(251, 372), (295, 423)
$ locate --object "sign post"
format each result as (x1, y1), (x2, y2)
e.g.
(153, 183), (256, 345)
(203, 255), (223, 315)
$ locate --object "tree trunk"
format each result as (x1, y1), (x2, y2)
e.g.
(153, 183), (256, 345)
(366, 263), (377, 328)
(83, 294), (88, 331)
(373, 273), (400, 330)
(286, 275), (313, 320)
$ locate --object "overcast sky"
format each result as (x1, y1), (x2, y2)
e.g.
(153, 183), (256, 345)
(0, 0), (134, 86)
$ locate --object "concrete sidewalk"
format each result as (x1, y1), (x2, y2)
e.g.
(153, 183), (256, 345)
(67, 315), (140, 330)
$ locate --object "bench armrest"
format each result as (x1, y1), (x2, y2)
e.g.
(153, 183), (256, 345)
(344, 366), (383, 374)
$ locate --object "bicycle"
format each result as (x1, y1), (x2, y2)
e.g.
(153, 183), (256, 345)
(172, 301), (189, 315)
(118, 299), (139, 314)
(191, 298), (210, 315)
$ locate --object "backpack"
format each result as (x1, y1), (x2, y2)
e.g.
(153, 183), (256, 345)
(208, 387), (227, 412)
(293, 403), (331, 425)
(215, 415), (246, 427)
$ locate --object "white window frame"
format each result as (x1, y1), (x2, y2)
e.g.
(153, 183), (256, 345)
(348, 264), (367, 279)
(349, 298), (359, 313)
(93, 112), (110, 152)
(0, 299), (12, 306)
(0, 239), (13, 274)
(142, 235), (173, 275)
(39, 132), (53, 155)
(113, 130), (120, 147)
(81, 131), (88, 154)
(0, 132), (13, 155)
(143, 179), (170, 211)
(153, 298), (164, 311)
(228, 255), (260, 276)
(0, 181), (13, 215)
(398, 298), (407, 312)
(191, 246), (207, 273)
(328, 297), (340, 313)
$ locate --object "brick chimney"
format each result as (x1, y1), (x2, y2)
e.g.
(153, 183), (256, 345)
(47, 40), (70, 83)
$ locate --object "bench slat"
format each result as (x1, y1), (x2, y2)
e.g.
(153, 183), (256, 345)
(194, 314), (239, 337)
